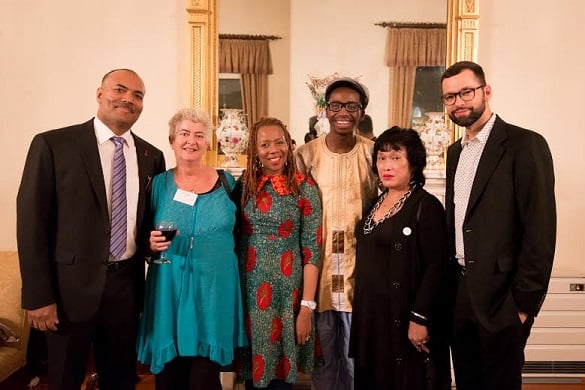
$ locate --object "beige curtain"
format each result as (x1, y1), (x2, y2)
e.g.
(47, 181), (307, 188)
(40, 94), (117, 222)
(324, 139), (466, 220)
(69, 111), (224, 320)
(219, 39), (273, 127)
(385, 27), (446, 127)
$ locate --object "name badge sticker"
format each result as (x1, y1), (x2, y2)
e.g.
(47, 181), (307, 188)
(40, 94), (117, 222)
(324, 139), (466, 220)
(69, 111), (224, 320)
(174, 188), (197, 206)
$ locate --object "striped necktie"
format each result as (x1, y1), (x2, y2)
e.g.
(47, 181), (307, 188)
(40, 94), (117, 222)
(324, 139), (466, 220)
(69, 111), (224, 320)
(109, 136), (127, 260)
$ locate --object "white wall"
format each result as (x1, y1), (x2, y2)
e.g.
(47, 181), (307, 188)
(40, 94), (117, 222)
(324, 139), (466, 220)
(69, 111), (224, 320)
(219, 0), (446, 143)
(479, 0), (585, 275)
(219, 0), (291, 127)
(289, 0), (446, 143)
(0, 0), (188, 250)
(1, 0), (582, 275)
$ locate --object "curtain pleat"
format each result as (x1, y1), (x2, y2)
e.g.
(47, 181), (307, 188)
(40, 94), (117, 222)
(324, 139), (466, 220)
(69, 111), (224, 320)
(241, 74), (268, 128)
(385, 28), (446, 67)
(219, 39), (273, 74)
(388, 67), (417, 128)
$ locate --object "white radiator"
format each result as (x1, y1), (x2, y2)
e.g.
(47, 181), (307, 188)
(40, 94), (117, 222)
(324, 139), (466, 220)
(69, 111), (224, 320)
(524, 275), (585, 377)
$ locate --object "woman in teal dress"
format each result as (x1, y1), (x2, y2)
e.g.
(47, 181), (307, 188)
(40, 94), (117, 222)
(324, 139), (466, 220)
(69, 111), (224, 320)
(137, 108), (247, 390)
(235, 117), (322, 389)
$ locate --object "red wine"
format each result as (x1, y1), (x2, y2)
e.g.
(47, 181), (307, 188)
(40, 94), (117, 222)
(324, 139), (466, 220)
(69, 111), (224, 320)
(160, 229), (177, 241)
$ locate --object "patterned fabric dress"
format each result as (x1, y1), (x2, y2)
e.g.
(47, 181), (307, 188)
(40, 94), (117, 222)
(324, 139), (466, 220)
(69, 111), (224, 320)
(237, 173), (322, 387)
(137, 169), (248, 375)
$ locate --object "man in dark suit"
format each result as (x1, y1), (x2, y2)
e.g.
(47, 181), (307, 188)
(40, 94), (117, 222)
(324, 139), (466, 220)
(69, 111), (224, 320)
(442, 61), (556, 390)
(17, 69), (165, 389)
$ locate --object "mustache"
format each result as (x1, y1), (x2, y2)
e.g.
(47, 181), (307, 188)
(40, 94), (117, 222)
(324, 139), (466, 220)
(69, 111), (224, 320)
(114, 101), (136, 113)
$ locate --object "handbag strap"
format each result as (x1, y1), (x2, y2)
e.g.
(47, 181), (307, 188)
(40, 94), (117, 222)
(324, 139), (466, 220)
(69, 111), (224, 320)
(217, 169), (232, 198)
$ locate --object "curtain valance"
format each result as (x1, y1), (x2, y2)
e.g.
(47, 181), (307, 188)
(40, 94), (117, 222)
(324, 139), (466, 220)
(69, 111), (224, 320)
(219, 39), (273, 74)
(385, 28), (446, 67)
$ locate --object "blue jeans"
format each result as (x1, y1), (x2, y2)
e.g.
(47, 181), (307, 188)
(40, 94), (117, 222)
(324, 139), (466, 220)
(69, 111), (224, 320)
(311, 311), (354, 390)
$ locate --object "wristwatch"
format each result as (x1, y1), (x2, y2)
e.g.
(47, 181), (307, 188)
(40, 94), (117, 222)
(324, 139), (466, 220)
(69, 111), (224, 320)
(300, 300), (317, 311)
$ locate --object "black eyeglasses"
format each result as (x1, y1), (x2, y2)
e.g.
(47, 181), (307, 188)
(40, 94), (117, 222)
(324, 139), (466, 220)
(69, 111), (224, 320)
(441, 85), (485, 105)
(326, 101), (362, 113)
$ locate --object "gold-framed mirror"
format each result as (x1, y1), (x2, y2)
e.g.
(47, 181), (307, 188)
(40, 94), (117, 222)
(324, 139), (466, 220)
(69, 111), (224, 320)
(186, 0), (479, 165)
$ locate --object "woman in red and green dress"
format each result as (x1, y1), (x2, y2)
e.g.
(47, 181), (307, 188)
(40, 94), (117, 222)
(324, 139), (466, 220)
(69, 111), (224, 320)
(235, 117), (322, 390)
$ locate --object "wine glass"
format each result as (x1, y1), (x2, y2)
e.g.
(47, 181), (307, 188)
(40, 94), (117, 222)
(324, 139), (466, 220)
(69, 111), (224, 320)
(153, 221), (177, 264)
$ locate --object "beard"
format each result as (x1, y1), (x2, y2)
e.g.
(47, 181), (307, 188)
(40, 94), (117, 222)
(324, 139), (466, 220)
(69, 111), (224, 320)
(448, 101), (485, 127)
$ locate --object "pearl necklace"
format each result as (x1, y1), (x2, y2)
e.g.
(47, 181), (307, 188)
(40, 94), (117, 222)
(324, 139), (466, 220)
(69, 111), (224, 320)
(362, 185), (416, 235)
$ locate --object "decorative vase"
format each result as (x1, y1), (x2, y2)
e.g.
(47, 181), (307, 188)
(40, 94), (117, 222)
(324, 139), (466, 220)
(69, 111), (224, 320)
(416, 112), (451, 171)
(216, 109), (249, 167)
(314, 109), (330, 137)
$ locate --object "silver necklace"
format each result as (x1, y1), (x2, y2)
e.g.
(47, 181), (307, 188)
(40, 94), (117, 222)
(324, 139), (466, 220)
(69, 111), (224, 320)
(362, 185), (415, 235)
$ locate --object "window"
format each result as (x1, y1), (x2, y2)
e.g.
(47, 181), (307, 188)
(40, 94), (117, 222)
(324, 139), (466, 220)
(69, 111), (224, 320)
(219, 73), (243, 112)
(411, 66), (445, 128)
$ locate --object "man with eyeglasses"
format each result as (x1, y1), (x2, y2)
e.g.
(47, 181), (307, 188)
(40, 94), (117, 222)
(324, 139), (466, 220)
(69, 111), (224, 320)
(442, 61), (556, 390)
(295, 77), (378, 390)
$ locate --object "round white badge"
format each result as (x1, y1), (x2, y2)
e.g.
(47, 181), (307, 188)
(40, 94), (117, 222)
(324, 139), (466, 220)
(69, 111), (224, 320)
(402, 227), (412, 236)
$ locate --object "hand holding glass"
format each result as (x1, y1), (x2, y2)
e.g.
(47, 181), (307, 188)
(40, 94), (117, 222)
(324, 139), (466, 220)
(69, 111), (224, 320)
(153, 221), (177, 264)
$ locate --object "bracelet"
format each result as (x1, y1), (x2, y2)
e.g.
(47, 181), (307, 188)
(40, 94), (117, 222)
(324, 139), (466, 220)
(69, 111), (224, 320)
(410, 311), (427, 321)
(300, 300), (317, 311)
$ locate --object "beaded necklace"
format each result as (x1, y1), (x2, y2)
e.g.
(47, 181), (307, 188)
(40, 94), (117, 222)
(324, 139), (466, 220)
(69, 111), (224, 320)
(362, 185), (416, 235)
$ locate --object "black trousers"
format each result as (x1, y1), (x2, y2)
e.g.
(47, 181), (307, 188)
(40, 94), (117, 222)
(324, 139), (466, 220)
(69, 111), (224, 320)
(451, 273), (534, 390)
(155, 356), (221, 390)
(46, 261), (139, 390)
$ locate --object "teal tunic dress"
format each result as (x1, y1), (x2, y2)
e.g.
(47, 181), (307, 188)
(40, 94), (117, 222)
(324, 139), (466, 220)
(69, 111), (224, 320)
(237, 174), (322, 387)
(137, 169), (248, 374)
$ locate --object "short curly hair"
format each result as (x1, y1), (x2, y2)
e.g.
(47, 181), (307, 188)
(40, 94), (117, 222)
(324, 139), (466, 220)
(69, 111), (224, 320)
(168, 108), (213, 144)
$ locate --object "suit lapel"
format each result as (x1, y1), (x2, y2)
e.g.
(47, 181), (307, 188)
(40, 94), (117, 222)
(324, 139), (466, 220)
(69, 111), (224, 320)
(447, 141), (462, 189)
(76, 120), (109, 221)
(466, 116), (508, 219)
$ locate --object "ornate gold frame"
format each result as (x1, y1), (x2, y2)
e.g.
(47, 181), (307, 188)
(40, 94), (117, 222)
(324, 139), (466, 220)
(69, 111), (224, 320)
(186, 0), (218, 166)
(447, 0), (480, 140)
(186, 0), (480, 153)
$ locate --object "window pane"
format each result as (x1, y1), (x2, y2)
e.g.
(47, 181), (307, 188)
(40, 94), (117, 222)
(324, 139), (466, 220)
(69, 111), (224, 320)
(411, 66), (445, 128)
(219, 75), (243, 111)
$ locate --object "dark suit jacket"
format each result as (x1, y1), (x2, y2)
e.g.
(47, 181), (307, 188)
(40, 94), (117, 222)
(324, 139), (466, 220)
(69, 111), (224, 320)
(445, 115), (556, 332)
(17, 119), (165, 322)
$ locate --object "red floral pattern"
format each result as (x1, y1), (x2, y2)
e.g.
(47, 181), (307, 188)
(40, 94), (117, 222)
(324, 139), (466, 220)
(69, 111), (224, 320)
(297, 197), (313, 216)
(280, 250), (294, 276)
(256, 173), (306, 196)
(275, 357), (291, 379)
(301, 247), (312, 265)
(245, 247), (257, 272)
(253, 354), (265, 382)
(270, 317), (283, 344)
(238, 174), (322, 387)
(256, 282), (272, 310)
(277, 220), (294, 238)
(257, 192), (272, 213)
